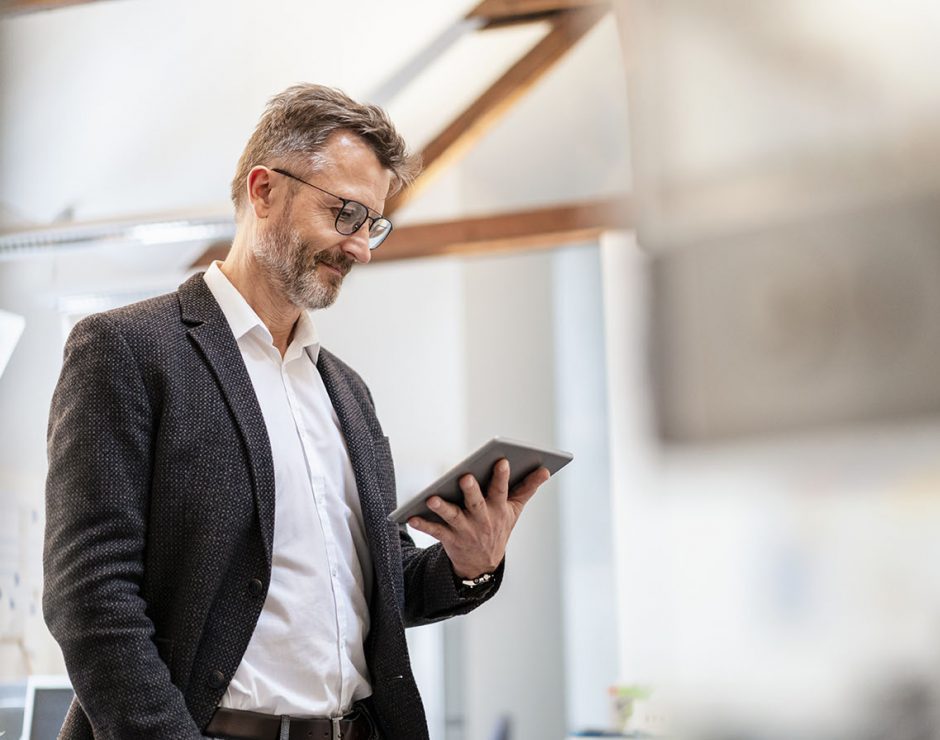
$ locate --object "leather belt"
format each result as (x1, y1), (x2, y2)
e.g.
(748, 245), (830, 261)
(205, 704), (375, 740)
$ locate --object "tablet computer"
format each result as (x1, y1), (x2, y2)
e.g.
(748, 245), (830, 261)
(388, 436), (573, 525)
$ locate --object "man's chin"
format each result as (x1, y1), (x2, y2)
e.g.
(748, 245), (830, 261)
(291, 280), (340, 311)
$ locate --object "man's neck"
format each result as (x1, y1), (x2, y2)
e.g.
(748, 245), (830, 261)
(218, 254), (300, 358)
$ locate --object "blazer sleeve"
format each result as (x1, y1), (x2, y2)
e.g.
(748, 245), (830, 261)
(398, 527), (503, 628)
(43, 314), (202, 739)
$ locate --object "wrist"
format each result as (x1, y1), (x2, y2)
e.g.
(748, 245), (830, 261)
(452, 561), (498, 581)
(450, 557), (504, 590)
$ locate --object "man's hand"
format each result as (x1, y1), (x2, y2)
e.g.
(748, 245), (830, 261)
(407, 459), (551, 579)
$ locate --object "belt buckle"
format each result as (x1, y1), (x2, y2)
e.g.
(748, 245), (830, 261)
(331, 715), (342, 740)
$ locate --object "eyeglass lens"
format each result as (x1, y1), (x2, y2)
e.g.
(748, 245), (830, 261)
(367, 219), (392, 249)
(335, 204), (392, 249)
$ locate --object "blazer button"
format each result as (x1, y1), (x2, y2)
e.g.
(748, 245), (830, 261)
(248, 578), (264, 596)
(208, 670), (226, 688)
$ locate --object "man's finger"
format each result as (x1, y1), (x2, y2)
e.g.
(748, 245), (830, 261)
(508, 466), (550, 509)
(408, 515), (452, 544)
(427, 495), (465, 527)
(460, 474), (488, 518)
(487, 458), (511, 504)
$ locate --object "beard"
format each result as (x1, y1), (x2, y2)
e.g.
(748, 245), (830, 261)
(251, 213), (354, 311)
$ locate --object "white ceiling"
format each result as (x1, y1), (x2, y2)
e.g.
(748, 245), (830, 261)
(0, 0), (631, 229)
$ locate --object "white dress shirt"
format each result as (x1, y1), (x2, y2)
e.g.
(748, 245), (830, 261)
(203, 262), (374, 717)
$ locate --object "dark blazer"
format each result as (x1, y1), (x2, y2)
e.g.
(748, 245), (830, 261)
(43, 273), (501, 740)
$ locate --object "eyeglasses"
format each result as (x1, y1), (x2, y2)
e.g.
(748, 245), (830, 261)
(270, 167), (392, 250)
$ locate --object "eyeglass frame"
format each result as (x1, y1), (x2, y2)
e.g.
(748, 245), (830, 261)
(268, 167), (393, 250)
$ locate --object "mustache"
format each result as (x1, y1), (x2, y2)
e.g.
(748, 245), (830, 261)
(312, 252), (353, 276)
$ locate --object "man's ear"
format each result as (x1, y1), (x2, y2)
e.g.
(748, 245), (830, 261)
(246, 166), (276, 219)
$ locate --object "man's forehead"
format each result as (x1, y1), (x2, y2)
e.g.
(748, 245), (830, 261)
(300, 132), (393, 202)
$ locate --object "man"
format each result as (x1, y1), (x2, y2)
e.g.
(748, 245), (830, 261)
(43, 84), (549, 740)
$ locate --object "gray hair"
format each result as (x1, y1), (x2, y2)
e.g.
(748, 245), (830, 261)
(231, 83), (421, 211)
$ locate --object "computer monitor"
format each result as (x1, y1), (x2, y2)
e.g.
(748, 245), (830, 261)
(19, 676), (72, 740)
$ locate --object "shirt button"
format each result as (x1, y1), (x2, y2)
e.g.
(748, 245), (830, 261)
(207, 670), (226, 688)
(248, 578), (264, 597)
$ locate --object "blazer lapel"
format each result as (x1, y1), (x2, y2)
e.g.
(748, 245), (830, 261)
(177, 273), (276, 567)
(317, 350), (393, 578)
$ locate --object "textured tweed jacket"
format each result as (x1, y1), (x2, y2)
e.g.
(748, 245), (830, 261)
(43, 273), (501, 740)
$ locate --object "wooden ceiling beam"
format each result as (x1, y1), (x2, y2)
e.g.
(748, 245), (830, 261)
(372, 196), (631, 261)
(385, 4), (608, 217)
(467, 0), (609, 22)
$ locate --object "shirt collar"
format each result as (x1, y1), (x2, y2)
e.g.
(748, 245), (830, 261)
(202, 261), (321, 363)
(292, 308), (322, 364)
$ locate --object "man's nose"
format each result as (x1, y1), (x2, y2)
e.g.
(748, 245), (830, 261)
(340, 225), (372, 264)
